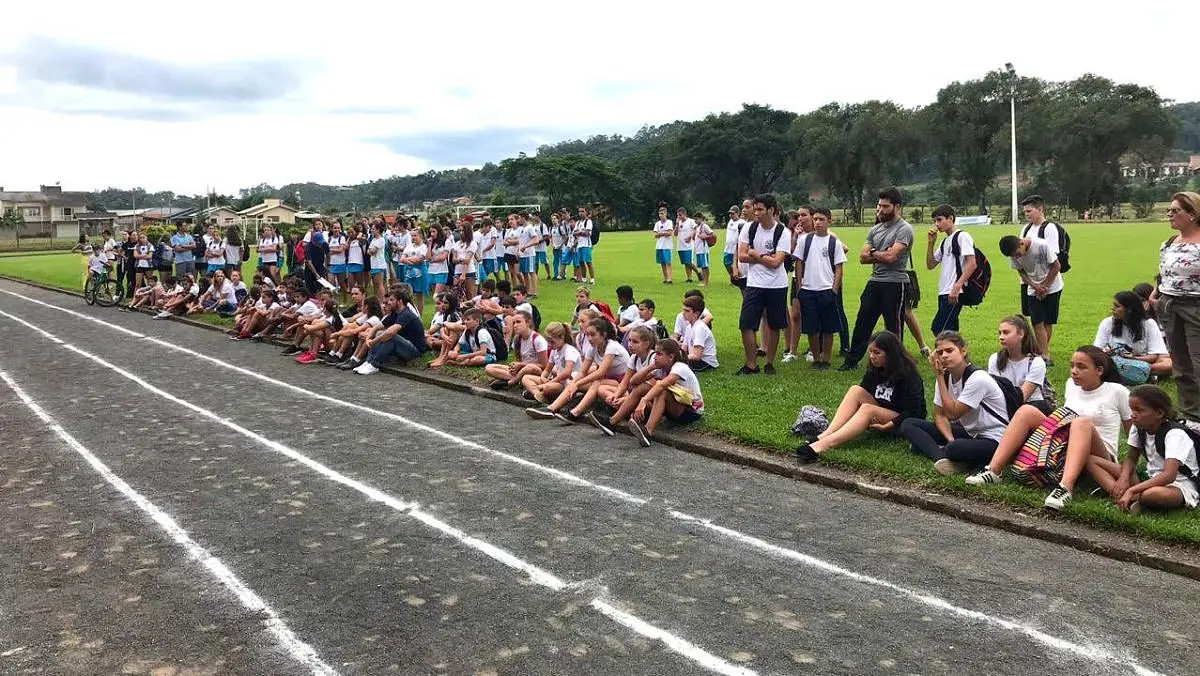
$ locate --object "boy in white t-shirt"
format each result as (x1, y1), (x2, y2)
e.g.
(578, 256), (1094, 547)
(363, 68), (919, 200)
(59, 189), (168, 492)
(925, 204), (977, 335)
(675, 206), (699, 284)
(653, 206), (674, 284)
(794, 207), (847, 369)
(681, 296), (718, 371)
(446, 308), (497, 367)
(692, 212), (714, 287)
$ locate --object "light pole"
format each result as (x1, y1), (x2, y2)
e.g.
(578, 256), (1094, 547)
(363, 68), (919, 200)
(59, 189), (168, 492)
(1006, 62), (1018, 224)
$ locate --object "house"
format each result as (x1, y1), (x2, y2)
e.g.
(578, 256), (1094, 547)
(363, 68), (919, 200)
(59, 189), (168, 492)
(192, 205), (240, 229)
(0, 184), (92, 240)
(237, 198), (297, 228)
(1121, 154), (1200, 179)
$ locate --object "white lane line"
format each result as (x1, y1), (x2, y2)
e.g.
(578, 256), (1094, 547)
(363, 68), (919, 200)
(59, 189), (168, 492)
(0, 308), (753, 676)
(0, 290), (1167, 676)
(0, 367), (339, 676)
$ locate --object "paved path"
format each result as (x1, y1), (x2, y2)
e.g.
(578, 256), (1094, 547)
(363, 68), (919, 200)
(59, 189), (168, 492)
(0, 280), (1195, 675)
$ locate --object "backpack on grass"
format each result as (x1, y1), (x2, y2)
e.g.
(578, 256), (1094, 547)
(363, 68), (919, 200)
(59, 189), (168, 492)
(529, 304), (542, 331)
(950, 231), (992, 306)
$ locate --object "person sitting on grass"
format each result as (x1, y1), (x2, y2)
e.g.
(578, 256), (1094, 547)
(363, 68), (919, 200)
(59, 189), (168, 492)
(571, 286), (600, 328)
(443, 308), (497, 368)
(526, 317), (631, 436)
(618, 298), (664, 342)
(188, 270), (238, 316)
(425, 292), (462, 364)
(964, 346), (1133, 510)
(989, 315), (1053, 414)
(1094, 290), (1171, 383)
(795, 331), (926, 464)
(322, 296), (383, 363)
(1089, 384), (1199, 514)
(680, 295), (718, 372)
(279, 287), (323, 341)
(601, 325), (661, 429)
(353, 288), (429, 375)
(230, 287), (275, 340)
(226, 284), (260, 332)
(616, 285), (639, 329)
(672, 289), (713, 341)
(249, 287), (293, 340)
(898, 331), (1009, 476)
(287, 298), (344, 364)
(485, 311), (548, 390)
(521, 322), (580, 404)
(628, 339), (704, 447)
(128, 272), (161, 310)
(1132, 282), (1161, 332)
(155, 274), (199, 318)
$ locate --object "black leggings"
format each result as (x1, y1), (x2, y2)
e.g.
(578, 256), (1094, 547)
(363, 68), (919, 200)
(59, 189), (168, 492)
(898, 418), (997, 466)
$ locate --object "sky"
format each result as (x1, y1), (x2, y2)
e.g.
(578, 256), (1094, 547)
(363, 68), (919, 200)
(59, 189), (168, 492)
(0, 0), (1187, 195)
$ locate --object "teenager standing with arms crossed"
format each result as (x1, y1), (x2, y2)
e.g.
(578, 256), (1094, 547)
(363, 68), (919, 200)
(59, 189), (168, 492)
(735, 194), (791, 375)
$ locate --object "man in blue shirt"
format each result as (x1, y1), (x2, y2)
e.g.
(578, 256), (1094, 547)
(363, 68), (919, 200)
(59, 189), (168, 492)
(355, 289), (428, 375)
(170, 223), (195, 279)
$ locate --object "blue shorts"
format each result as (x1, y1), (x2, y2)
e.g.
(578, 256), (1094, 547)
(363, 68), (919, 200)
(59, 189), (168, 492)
(347, 263), (364, 274)
(799, 288), (839, 335)
(428, 272), (448, 286)
(677, 250), (694, 265)
(459, 343), (497, 364)
(481, 259), (497, 276)
(575, 248), (593, 264)
(723, 252), (735, 268)
(520, 257), (535, 274)
(407, 270), (429, 295)
(393, 261), (407, 279)
(563, 250), (576, 265)
(535, 251), (548, 266)
(258, 260), (278, 270)
(696, 253), (709, 269)
(371, 267), (387, 275)
(655, 249), (672, 265)
(330, 264), (347, 275)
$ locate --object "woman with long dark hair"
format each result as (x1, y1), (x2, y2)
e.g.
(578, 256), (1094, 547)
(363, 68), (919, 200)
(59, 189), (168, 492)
(1095, 290), (1171, 382)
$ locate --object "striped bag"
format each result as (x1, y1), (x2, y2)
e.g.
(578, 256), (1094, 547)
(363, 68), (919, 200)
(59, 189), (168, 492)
(1009, 407), (1079, 488)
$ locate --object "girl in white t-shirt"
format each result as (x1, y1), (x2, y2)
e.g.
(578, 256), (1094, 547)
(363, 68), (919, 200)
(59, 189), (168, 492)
(258, 226), (283, 284)
(327, 223), (350, 291)
(1089, 385), (1199, 512)
(484, 310), (547, 387)
(400, 229), (429, 314)
(325, 295), (380, 363)
(988, 315), (1052, 413)
(521, 322), (580, 404)
(1094, 290), (1172, 381)
(628, 338), (704, 447)
(527, 317), (630, 434)
(453, 224), (480, 301)
(367, 223), (389, 300)
(602, 325), (661, 429)
(967, 345), (1132, 511)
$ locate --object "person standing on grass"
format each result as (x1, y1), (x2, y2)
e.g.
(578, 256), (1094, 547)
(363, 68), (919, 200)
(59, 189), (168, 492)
(784, 206), (814, 363)
(1018, 194), (1063, 315)
(676, 206), (698, 284)
(170, 222), (195, 281)
(794, 207), (847, 370)
(653, 206), (675, 284)
(723, 205), (743, 284)
(999, 233), (1062, 363)
(925, 204), (976, 334)
(1153, 191), (1200, 423)
(574, 206), (596, 285)
(692, 212), (713, 287)
(736, 193), (791, 375)
(839, 187), (914, 371)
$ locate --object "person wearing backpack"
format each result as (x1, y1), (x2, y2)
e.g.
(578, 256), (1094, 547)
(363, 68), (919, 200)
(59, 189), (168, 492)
(735, 193), (791, 375)
(839, 188), (914, 372)
(793, 207), (846, 370)
(1018, 194), (1070, 311)
(924, 204), (977, 334)
(898, 331), (1009, 476)
(966, 346), (1133, 511)
(443, 308), (499, 367)
(1090, 385), (1199, 513)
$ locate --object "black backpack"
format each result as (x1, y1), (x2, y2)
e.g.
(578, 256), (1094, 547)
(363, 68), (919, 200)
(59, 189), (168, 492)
(798, 232), (840, 273)
(1145, 422), (1200, 492)
(963, 365), (1022, 423)
(949, 231), (992, 306)
(529, 304), (542, 331)
(589, 220), (600, 245)
(1023, 222), (1071, 274)
(477, 317), (508, 362)
(746, 222), (787, 270)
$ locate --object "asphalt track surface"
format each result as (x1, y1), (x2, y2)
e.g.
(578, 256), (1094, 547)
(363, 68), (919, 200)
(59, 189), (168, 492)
(0, 278), (1197, 676)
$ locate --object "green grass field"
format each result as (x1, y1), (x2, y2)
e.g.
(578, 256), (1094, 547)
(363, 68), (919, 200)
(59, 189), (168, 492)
(4, 222), (1198, 545)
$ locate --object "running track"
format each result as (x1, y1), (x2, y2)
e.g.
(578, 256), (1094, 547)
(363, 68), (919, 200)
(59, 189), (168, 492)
(0, 279), (1195, 675)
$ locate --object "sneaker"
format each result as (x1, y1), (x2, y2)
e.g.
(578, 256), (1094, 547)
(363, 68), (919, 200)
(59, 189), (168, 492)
(735, 365), (760, 376)
(295, 351), (318, 364)
(763, 363), (776, 375)
(628, 419), (652, 447)
(553, 411), (581, 424)
(353, 362), (380, 375)
(154, 311), (171, 319)
(811, 361), (830, 371)
(836, 362), (858, 372)
(933, 458), (968, 476)
(1128, 501), (1142, 515)
(1044, 485), (1072, 511)
(585, 411), (614, 437)
(964, 468), (1002, 486)
(336, 358), (361, 371)
(522, 391), (535, 401)
(920, 346), (933, 358)
(489, 381), (510, 391)
(781, 352), (797, 363)
(804, 351), (815, 363)
(280, 345), (303, 355)
(794, 443), (820, 464)
(228, 333), (244, 340)
(525, 407), (556, 420)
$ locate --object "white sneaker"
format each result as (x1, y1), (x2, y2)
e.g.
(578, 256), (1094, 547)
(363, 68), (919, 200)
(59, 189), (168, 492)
(934, 458), (968, 476)
(1044, 485), (1072, 511)
(781, 352), (797, 363)
(804, 351), (815, 363)
(353, 362), (379, 375)
(965, 468), (1002, 486)
(154, 311), (171, 319)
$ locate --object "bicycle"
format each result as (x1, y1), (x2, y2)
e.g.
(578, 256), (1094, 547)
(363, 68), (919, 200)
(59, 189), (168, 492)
(85, 269), (123, 307)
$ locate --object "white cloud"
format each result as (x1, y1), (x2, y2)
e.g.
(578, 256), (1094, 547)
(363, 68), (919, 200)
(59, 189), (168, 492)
(0, 0), (1188, 194)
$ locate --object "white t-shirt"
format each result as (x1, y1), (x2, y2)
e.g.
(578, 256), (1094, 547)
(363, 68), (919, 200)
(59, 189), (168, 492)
(503, 228), (519, 257)
(387, 231), (410, 262)
(259, 236), (282, 264)
(1093, 317), (1168, 356)
(676, 218), (696, 252)
(368, 236), (388, 270)
(551, 343), (582, 376)
(534, 223), (549, 252)
(347, 237), (365, 266)
(103, 238), (118, 263)
(205, 236), (226, 266)
(1021, 221), (1061, 254)
(296, 299), (323, 318)
(1131, 426), (1200, 482)
(327, 235), (347, 266)
(1012, 239), (1064, 295)
(738, 222), (792, 289)
(517, 224), (537, 259)
(934, 370), (1009, 442)
(933, 230), (976, 296)
(515, 331), (549, 364)
(1065, 380), (1131, 460)
(466, 326), (496, 355)
(216, 280), (237, 305)
(693, 223), (713, 255)
(224, 242), (241, 265)
(724, 219), (742, 255)
(575, 219), (594, 250)
(618, 304), (640, 325)
(514, 301), (534, 317)
(673, 308), (712, 338)
(453, 240), (479, 275)
(476, 229), (498, 260)
(654, 219), (674, 251)
(582, 339), (631, 378)
(669, 361), (705, 414)
(987, 353), (1048, 403)
(795, 233), (847, 291)
(428, 243), (450, 275)
(135, 243), (153, 268)
(683, 320), (719, 368)
(403, 242), (427, 264)
(88, 254), (106, 273)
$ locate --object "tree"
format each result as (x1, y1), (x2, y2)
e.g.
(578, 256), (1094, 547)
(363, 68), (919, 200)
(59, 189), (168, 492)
(499, 154), (631, 213)
(667, 104), (797, 217)
(791, 101), (920, 223)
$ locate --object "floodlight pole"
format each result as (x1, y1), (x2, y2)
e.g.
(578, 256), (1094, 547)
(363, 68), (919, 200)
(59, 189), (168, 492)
(1006, 62), (1018, 224)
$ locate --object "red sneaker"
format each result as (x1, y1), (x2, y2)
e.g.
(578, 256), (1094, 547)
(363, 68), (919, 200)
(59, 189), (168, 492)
(295, 351), (317, 364)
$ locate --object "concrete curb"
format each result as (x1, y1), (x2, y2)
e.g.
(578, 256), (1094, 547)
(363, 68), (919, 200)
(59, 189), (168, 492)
(4, 273), (1200, 581)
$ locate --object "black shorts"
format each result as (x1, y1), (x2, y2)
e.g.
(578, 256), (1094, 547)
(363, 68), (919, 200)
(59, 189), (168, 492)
(739, 286), (788, 331)
(1027, 290), (1062, 326)
(504, 253), (519, 265)
(799, 289), (839, 334)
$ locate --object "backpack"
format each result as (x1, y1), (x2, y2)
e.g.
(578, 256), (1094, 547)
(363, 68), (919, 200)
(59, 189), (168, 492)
(293, 239), (307, 264)
(512, 329), (545, 365)
(652, 321), (669, 341)
(151, 243), (164, 269)
(1146, 422), (1200, 492)
(963, 365), (1022, 423)
(949, 231), (992, 306)
(746, 222), (788, 272)
(799, 232), (840, 273)
(1023, 222), (1071, 274)
(589, 220), (600, 245)
(529, 304), (542, 331)
(591, 299), (617, 325)
(483, 320), (508, 362)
